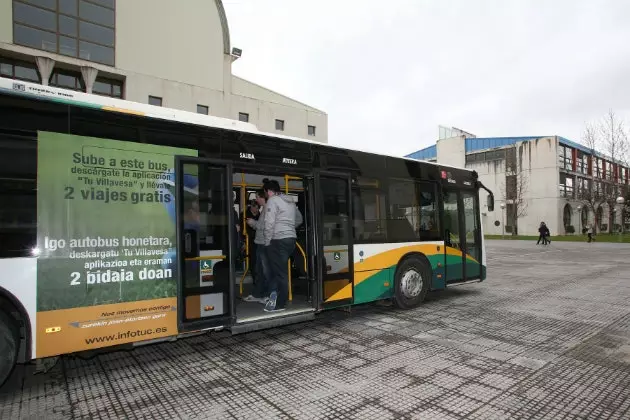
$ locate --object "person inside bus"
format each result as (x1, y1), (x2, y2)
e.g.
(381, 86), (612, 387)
(261, 180), (303, 312)
(241, 200), (260, 284)
(243, 189), (271, 303)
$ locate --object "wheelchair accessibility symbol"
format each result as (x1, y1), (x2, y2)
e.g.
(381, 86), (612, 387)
(333, 252), (341, 261)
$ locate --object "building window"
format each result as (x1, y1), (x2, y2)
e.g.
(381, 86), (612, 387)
(49, 69), (84, 91)
(12, 0), (116, 66)
(92, 76), (122, 98)
(275, 119), (285, 131)
(558, 145), (573, 171)
(148, 95), (162, 106)
(196, 104), (208, 115)
(577, 177), (590, 199)
(505, 146), (516, 172)
(595, 158), (602, 178)
(506, 175), (517, 200)
(308, 125), (316, 136)
(559, 173), (574, 198)
(465, 149), (506, 164)
(238, 112), (249, 122)
(605, 161), (613, 181)
(0, 56), (40, 82)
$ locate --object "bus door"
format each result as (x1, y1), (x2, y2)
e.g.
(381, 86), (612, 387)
(175, 157), (236, 332)
(461, 190), (481, 279)
(315, 171), (354, 307)
(442, 188), (481, 282)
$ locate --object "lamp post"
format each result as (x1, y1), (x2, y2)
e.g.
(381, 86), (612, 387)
(500, 203), (506, 239)
(577, 205), (582, 236)
(617, 196), (625, 242)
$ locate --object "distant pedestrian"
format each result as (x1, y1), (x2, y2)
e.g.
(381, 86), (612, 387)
(586, 224), (594, 243)
(537, 222), (550, 245)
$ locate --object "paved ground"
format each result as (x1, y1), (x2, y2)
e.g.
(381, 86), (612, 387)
(2, 240), (630, 419)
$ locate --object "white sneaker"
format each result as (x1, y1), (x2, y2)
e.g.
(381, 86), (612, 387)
(243, 295), (257, 302)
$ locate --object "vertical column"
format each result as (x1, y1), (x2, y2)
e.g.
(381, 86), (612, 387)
(35, 56), (55, 86)
(81, 66), (98, 94)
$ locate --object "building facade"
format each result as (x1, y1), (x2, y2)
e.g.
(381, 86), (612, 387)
(407, 128), (630, 236)
(0, 0), (327, 142)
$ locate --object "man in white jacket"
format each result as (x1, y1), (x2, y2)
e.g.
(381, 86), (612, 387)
(243, 189), (270, 303)
(261, 179), (303, 312)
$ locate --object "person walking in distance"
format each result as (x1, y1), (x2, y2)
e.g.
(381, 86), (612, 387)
(586, 224), (594, 243)
(262, 179), (303, 312)
(536, 222), (550, 245)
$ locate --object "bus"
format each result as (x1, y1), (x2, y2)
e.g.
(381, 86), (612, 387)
(0, 76), (494, 386)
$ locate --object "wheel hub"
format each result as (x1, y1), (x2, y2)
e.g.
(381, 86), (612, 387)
(400, 269), (422, 298)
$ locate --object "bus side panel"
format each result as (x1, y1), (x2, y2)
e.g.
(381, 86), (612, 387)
(0, 258), (37, 360)
(352, 241), (445, 304)
(33, 131), (197, 358)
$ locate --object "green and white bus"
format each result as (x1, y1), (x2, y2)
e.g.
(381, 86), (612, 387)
(0, 76), (494, 386)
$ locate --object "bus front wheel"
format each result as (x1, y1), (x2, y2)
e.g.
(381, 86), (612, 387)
(393, 256), (430, 309)
(0, 309), (19, 388)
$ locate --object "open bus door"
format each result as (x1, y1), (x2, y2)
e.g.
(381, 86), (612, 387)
(314, 171), (354, 308)
(442, 188), (482, 282)
(175, 157), (236, 332)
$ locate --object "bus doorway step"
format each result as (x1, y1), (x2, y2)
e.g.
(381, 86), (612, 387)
(230, 312), (315, 335)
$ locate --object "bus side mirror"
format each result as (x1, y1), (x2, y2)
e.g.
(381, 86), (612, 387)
(487, 195), (495, 212)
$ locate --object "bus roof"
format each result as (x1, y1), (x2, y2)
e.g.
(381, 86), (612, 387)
(0, 76), (471, 173)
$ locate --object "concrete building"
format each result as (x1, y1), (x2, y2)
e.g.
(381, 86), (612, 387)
(407, 127), (630, 236)
(0, 0), (327, 142)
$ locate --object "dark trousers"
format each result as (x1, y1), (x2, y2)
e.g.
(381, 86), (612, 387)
(537, 234), (549, 244)
(249, 239), (257, 282)
(252, 244), (269, 298)
(267, 238), (296, 309)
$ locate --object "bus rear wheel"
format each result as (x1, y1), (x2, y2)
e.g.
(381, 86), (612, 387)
(393, 256), (430, 309)
(0, 309), (19, 388)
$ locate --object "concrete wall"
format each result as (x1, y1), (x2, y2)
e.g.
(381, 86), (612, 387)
(473, 136), (560, 236)
(436, 135), (466, 167)
(0, 0), (11, 44)
(115, 0), (226, 91)
(231, 76), (327, 142)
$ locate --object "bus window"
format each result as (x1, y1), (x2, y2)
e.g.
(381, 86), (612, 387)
(387, 179), (419, 242)
(0, 133), (37, 258)
(443, 191), (461, 250)
(418, 182), (441, 241)
(352, 188), (387, 243)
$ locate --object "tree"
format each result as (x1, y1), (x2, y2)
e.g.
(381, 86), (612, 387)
(580, 110), (630, 233)
(501, 145), (528, 235)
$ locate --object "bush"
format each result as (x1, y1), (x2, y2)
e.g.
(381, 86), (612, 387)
(565, 225), (575, 234)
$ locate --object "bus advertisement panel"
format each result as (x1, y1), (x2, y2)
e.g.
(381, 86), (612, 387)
(35, 131), (196, 358)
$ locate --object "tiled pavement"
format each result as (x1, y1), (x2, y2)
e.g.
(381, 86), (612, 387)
(1, 240), (630, 419)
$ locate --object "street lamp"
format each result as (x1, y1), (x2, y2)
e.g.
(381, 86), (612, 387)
(500, 203), (506, 239)
(577, 205), (582, 236)
(617, 196), (625, 242)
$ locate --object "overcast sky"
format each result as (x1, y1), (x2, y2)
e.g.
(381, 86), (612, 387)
(223, 0), (630, 157)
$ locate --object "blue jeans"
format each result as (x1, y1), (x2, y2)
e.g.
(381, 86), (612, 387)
(266, 238), (296, 309)
(252, 244), (270, 298)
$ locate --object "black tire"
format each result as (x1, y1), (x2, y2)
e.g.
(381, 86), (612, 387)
(0, 309), (19, 388)
(393, 256), (431, 309)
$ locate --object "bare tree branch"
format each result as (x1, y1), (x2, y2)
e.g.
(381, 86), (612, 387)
(500, 145), (528, 235)
(581, 110), (630, 233)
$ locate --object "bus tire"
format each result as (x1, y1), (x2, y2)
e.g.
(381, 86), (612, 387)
(0, 309), (19, 388)
(393, 256), (430, 309)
